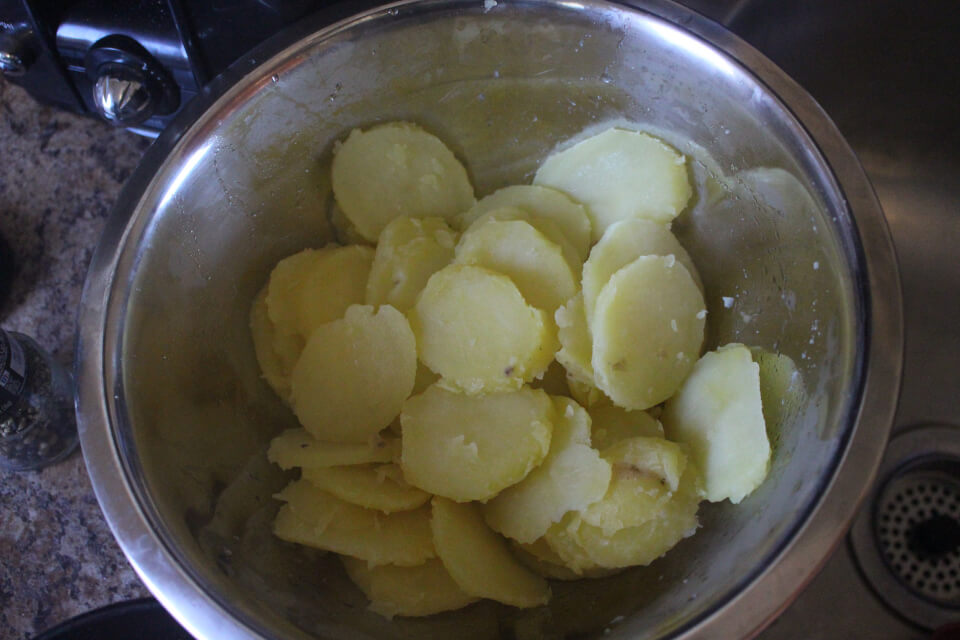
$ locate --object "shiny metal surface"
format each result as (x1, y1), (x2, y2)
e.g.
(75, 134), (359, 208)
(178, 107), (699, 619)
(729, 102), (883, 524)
(76, 0), (901, 638)
(92, 72), (153, 125)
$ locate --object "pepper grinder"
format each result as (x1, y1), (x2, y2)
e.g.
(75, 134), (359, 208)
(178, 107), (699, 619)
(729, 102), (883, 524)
(0, 329), (78, 471)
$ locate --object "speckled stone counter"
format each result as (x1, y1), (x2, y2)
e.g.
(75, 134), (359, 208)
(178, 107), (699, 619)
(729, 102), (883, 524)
(0, 79), (152, 639)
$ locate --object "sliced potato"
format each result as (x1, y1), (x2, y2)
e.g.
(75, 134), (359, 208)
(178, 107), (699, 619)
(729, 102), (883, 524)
(302, 463), (431, 513)
(250, 285), (302, 401)
(458, 184), (592, 261)
(484, 397), (611, 544)
(555, 293), (594, 385)
(566, 375), (606, 408)
(267, 428), (398, 469)
(592, 255), (705, 410)
(662, 344), (770, 503)
(341, 556), (478, 618)
(588, 404), (664, 451)
(466, 207), (583, 277)
(400, 384), (554, 502)
(291, 305), (416, 443)
(332, 122), (475, 241)
(329, 203), (371, 247)
(266, 245), (373, 340)
(409, 265), (557, 394)
(431, 497), (551, 607)
(511, 539), (621, 581)
(542, 512), (600, 574)
(455, 219), (577, 312)
(273, 480), (433, 566)
(366, 216), (458, 312)
(582, 218), (703, 325)
(534, 127), (693, 242)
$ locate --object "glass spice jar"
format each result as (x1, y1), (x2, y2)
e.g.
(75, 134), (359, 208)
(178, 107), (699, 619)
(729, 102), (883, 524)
(0, 329), (78, 471)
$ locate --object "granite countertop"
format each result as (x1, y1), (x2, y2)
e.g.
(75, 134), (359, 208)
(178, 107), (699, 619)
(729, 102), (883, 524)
(0, 79), (153, 639)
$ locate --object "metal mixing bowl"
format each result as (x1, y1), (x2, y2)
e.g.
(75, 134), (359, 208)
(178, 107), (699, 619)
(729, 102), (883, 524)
(76, 0), (903, 637)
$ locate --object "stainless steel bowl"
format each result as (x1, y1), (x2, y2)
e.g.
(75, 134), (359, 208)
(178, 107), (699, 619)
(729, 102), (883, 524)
(76, 0), (903, 638)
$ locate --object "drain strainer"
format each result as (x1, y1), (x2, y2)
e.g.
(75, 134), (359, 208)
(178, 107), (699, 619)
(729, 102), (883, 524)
(851, 425), (960, 628)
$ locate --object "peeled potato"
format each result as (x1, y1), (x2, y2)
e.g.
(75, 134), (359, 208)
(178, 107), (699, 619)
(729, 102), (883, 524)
(592, 255), (705, 410)
(291, 305), (416, 443)
(566, 375), (605, 408)
(431, 497), (551, 607)
(458, 184), (592, 261)
(249, 285), (302, 401)
(273, 480), (434, 566)
(302, 463), (431, 513)
(465, 208), (583, 276)
(542, 512), (600, 575)
(455, 219), (577, 312)
(588, 404), (664, 451)
(266, 245), (373, 340)
(267, 428), (398, 469)
(366, 216), (458, 313)
(582, 218), (703, 326)
(332, 122), (475, 242)
(409, 265), (557, 394)
(329, 203), (371, 247)
(511, 539), (621, 581)
(400, 384), (554, 502)
(555, 293), (594, 385)
(534, 127), (692, 242)
(484, 397), (611, 544)
(662, 344), (770, 504)
(341, 556), (478, 618)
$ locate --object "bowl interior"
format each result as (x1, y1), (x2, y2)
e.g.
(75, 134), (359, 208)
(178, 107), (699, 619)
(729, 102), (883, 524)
(111, 1), (862, 638)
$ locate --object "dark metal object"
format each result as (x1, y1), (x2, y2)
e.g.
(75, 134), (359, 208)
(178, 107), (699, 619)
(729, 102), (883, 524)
(31, 597), (191, 640)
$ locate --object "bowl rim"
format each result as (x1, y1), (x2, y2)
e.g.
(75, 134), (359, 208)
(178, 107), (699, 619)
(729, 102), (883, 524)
(76, 0), (904, 638)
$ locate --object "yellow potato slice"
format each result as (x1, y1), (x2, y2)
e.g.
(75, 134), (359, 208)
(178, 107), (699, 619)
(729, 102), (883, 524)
(662, 344), (770, 504)
(555, 293), (594, 385)
(273, 480), (434, 566)
(332, 122), (475, 242)
(341, 556), (478, 618)
(366, 216), (458, 313)
(458, 185), (592, 261)
(267, 428), (398, 469)
(329, 203), (372, 247)
(542, 512), (599, 574)
(291, 305), (416, 443)
(302, 463), (431, 513)
(588, 404), (664, 451)
(511, 539), (620, 581)
(592, 255), (705, 410)
(409, 265), (557, 394)
(249, 285), (302, 401)
(455, 219), (577, 312)
(431, 497), (551, 607)
(566, 375), (606, 408)
(582, 218), (703, 326)
(400, 384), (554, 502)
(484, 397), (611, 544)
(534, 127), (692, 242)
(266, 245), (373, 340)
(463, 208), (584, 277)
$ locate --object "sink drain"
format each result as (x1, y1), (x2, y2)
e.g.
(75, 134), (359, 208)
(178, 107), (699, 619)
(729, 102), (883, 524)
(851, 425), (960, 628)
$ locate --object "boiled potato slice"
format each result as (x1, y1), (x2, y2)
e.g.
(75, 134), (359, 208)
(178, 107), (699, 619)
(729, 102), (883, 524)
(582, 218), (703, 326)
(534, 127), (692, 242)
(329, 203), (371, 247)
(542, 512), (600, 574)
(302, 463), (431, 513)
(455, 219), (577, 312)
(511, 539), (620, 581)
(592, 255), (705, 410)
(266, 245), (373, 340)
(484, 397), (611, 544)
(400, 384), (554, 502)
(273, 480), (433, 566)
(267, 428), (398, 469)
(366, 216), (458, 313)
(291, 305), (416, 443)
(250, 285), (302, 401)
(662, 344), (770, 503)
(574, 463), (701, 568)
(341, 556), (478, 618)
(555, 293), (594, 385)
(409, 265), (557, 394)
(566, 375), (605, 408)
(580, 437), (687, 535)
(588, 404), (664, 451)
(465, 207), (583, 277)
(332, 122), (475, 242)
(458, 185), (592, 261)
(431, 497), (551, 607)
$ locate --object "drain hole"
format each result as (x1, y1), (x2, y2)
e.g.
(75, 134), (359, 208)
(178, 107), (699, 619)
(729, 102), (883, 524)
(909, 514), (960, 558)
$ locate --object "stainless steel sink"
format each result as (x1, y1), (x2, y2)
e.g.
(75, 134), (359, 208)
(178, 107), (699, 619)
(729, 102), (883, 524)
(681, 0), (960, 635)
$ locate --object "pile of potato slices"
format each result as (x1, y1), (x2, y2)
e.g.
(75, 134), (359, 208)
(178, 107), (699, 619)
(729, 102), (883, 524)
(251, 122), (772, 618)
